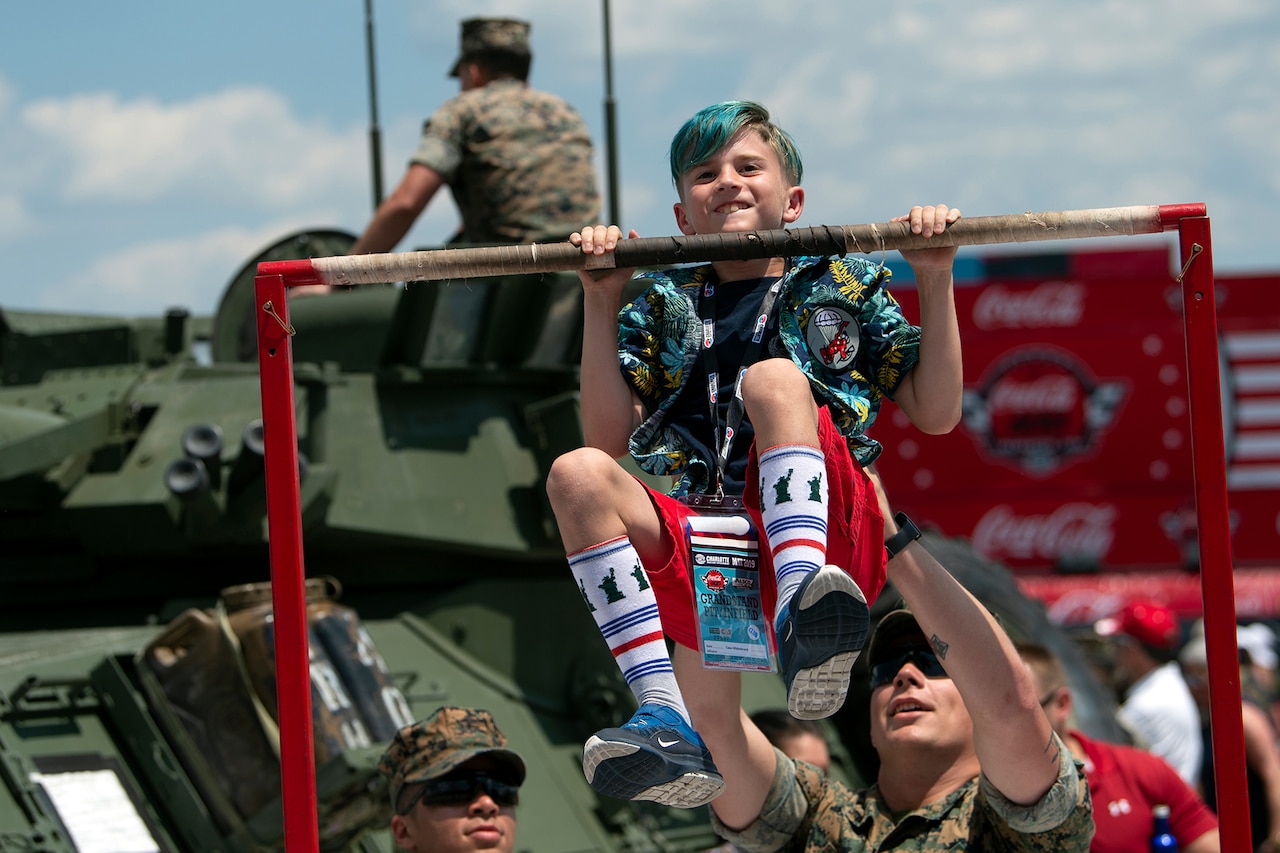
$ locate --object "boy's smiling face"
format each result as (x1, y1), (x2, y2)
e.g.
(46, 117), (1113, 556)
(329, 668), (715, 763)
(673, 128), (804, 238)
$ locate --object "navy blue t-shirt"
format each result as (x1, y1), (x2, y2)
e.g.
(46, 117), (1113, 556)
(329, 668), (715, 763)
(665, 275), (782, 495)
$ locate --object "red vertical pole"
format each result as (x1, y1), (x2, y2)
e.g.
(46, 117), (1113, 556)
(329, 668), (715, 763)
(1178, 217), (1251, 852)
(254, 273), (319, 852)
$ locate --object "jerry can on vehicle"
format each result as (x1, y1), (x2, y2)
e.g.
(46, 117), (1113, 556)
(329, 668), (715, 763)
(219, 576), (412, 763)
(138, 576), (411, 831)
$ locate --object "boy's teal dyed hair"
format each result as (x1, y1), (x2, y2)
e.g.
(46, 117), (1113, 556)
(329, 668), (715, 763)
(668, 101), (803, 192)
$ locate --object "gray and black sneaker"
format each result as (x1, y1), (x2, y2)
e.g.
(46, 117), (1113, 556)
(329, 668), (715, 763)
(775, 565), (869, 719)
(582, 703), (725, 808)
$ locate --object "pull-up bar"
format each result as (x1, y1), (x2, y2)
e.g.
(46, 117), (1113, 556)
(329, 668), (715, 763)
(254, 202), (1248, 852)
(258, 203), (1205, 287)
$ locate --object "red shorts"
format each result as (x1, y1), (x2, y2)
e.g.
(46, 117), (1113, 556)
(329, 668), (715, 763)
(636, 407), (887, 650)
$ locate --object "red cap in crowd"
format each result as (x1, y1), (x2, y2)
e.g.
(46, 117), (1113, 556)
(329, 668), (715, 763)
(1095, 600), (1181, 650)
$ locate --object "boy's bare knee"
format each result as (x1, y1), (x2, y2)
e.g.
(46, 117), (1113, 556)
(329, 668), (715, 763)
(546, 447), (618, 505)
(741, 358), (807, 402)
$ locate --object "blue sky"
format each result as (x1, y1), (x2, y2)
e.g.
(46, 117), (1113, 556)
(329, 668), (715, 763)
(2, 0), (1277, 317)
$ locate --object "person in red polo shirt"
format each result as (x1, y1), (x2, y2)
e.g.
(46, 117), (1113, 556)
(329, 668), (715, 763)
(1018, 642), (1219, 853)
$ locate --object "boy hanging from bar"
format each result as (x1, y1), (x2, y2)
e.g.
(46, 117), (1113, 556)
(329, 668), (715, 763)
(545, 101), (963, 808)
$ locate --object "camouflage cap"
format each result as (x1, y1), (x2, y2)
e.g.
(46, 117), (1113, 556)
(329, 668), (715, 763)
(865, 603), (928, 672)
(450, 17), (532, 76)
(377, 707), (526, 811)
(866, 601), (1010, 673)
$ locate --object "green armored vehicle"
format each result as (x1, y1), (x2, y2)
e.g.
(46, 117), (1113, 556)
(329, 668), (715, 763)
(0, 230), (1121, 852)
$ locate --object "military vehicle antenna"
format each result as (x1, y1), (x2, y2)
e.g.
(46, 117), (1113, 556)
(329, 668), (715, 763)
(602, 0), (621, 224)
(364, 0), (384, 210)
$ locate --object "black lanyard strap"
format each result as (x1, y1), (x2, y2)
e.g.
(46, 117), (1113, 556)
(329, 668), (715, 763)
(697, 273), (784, 497)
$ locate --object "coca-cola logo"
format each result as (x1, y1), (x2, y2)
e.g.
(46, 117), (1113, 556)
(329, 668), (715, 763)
(961, 348), (1127, 477)
(973, 503), (1117, 562)
(988, 374), (1079, 415)
(973, 282), (1086, 330)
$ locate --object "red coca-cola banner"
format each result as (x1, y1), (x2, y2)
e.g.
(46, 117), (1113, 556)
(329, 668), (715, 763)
(878, 245), (1280, 576)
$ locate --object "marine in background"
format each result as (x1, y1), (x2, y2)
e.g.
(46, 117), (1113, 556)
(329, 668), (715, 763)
(378, 706), (525, 853)
(1018, 640), (1219, 853)
(352, 16), (599, 254)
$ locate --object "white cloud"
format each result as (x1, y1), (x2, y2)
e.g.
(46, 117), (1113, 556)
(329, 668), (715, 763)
(0, 74), (41, 242)
(3, 0), (1279, 322)
(21, 87), (367, 207)
(0, 73), (50, 197)
(41, 218), (345, 316)
(603, 1), (1278, 269)
(0, 193), (28, 239)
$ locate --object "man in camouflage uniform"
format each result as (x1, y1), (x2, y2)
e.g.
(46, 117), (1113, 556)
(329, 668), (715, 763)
(378, 706), (526, 853)
(678, 509), (1094, 851)
(352, 16), (599, 252)
(343, 17), (601, 365)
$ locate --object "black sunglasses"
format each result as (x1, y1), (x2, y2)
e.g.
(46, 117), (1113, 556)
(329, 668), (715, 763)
(401, 771), (520, 813)
(869, 646), (948, 690)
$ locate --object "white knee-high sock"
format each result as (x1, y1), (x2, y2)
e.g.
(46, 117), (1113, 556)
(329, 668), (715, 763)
(758, 444), (828, 624)
(569, 536), (690, 723)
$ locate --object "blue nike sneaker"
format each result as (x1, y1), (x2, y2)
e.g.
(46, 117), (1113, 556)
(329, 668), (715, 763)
(776, 564), (869, 720)
(581, 703), (725, 808)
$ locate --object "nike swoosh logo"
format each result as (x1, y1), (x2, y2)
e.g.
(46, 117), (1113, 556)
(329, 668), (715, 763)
(782, 622), (793, 643)
(657, 736), (680, 748)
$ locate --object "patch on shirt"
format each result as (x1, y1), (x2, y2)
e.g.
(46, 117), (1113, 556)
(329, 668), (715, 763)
(807, 306), (860, 370)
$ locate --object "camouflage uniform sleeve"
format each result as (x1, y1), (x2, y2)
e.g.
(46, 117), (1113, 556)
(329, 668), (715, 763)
(709, 749), (810, 853)
(410, 96), (466, 179)
(710, 749), (868, 853)
(978, 732), (1094, 850)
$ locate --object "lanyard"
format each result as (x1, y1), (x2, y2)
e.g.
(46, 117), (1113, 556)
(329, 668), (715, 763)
(697, 272), (784, 497)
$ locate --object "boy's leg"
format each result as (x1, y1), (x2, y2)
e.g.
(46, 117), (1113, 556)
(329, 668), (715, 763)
(757, 442), (830, 618)
(548, 447), (723, 807)
(672, 645), (779, 831)
(741, 359), (873, 719)
(569, 537), (687, 717)
(760, 451), (869, 719)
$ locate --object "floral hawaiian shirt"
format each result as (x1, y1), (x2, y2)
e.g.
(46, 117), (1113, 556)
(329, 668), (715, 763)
(618, 255), (920, 496)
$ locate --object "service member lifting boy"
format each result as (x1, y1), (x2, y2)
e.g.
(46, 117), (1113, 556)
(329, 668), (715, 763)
(546, 100), (964, 807)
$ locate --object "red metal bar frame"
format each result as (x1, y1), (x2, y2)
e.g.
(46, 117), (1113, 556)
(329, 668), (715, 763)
(1178, 218), (1251, 852)
(252, 206), (1249, 851)
(254, 273), (319, 853)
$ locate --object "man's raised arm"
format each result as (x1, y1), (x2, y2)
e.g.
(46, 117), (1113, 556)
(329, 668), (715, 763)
(884, 517), (1061, 805)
